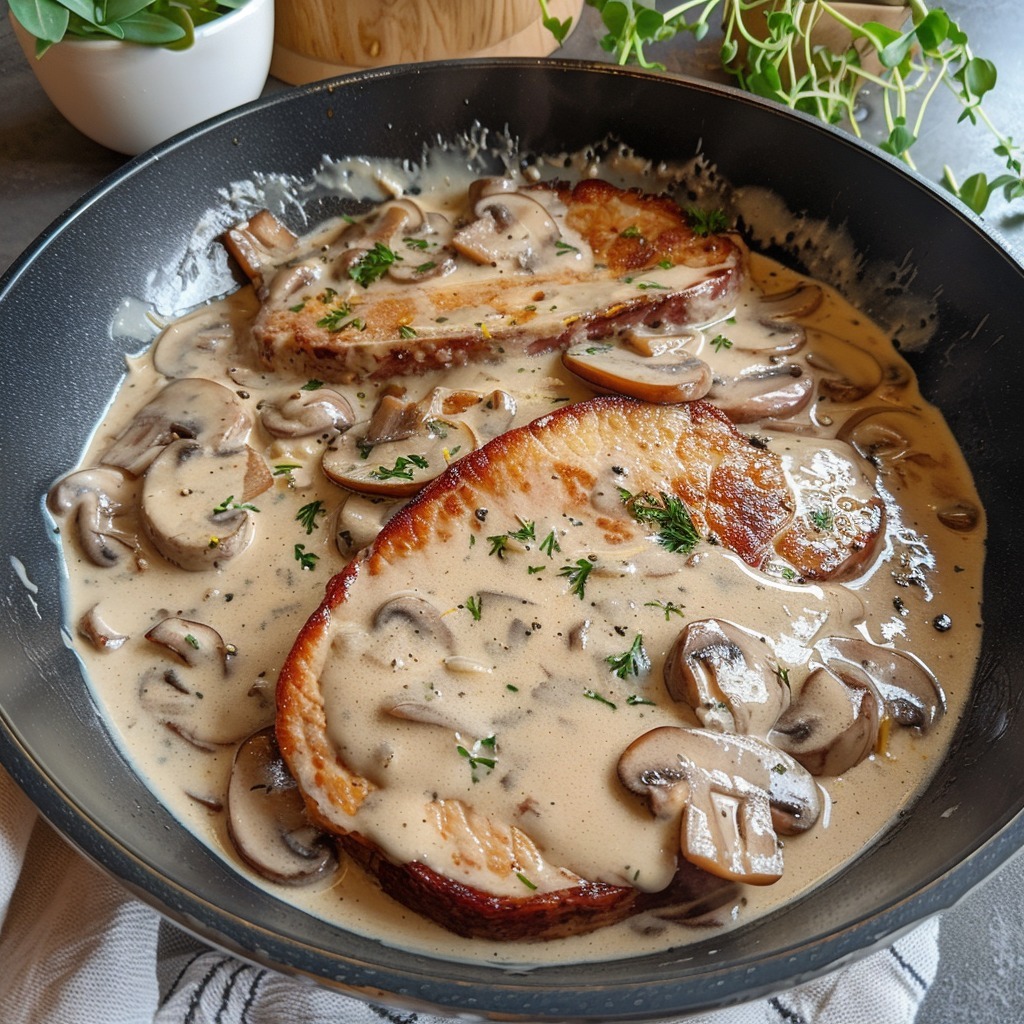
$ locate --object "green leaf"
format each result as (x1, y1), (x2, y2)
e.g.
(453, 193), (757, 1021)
(9, 0), (70, 42)
(954, 172), (992, 215)
(115, 11), (189, 44)
(634, 5), (664, 40)
(880, 121), (917, 158)
(913, 9), (950, 52)
(875, 27), (916, 70)
(963, 57), (998, 102)
(102, 0), (164, 22)
(599, 0), (628, 38)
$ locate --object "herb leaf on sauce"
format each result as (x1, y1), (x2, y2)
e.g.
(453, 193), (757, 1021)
(619, 489), (700, 554)
(559, 557), (595, 599)
(606, 634), (650, 679)
(296, 500), (326, 535)
(349, 242), (401, 287)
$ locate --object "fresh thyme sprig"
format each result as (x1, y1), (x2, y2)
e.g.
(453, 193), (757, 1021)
(541, 0), (1022, 214)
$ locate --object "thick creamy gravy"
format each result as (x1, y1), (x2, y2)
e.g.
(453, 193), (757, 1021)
(49, 158), (984, 966)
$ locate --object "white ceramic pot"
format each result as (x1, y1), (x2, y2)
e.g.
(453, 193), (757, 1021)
(10, 0), (274, 156)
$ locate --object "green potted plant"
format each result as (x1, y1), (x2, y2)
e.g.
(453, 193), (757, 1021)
(540, 0), (1023, 214)
(8, 0), (274, 155)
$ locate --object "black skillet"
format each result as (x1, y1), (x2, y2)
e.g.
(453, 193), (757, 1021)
(1, 59), (1022, 1021)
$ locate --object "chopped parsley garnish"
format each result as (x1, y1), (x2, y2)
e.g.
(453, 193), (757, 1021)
(213, 495), (258, 515)
(293, 543), (318, 571)
(636, 280), (669, 290)
(606, 634), (650, 679)
(273, 463), (301, 476)
(487, 534), (510, 558)
(184, 633), (200, 650)
(559, 557), (595, 599)
(296, 500), (326, 535)
(399, 324), (418, 339)
(620, 489), (700, 554)
(403, 237), (429, 250)
(415, 261), (437, 274)
(508, 521), (536, 542)
(539, 530), (561, 557)
(620, 224), (643, 238)
(516, 872), (538, 890)
(370, 453), (429, 481)
(626, 694), (656, 706)
(554, 240), (580, 256)
(710, 333), (733, 352)
(810, 506), (835, 531)
(457, 735), (497, 781)
(687, 207), (730, 236)
(583, 688), (617, 709)
(465, 594), (483, 621)
(316, 305), (353, 332)
(645, 599), (685, 620)
(349, 242), (401, 287)
(301, 379), (325, 391)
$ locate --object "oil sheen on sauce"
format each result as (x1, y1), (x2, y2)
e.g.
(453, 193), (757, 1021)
(49, 158), (985, 967)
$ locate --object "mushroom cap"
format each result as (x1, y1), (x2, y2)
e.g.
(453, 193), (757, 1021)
(140, 439), (272, 571)
(663, 618), (790, 737)
(102, 377), (252, 477)
(770, 662), (881, 777)
(562, 339), (713, 404)
(227, 728), (339, 886)
(47, 466), (136, 568)
(260, 387), (355, 439)
(617, 726), (787, 885)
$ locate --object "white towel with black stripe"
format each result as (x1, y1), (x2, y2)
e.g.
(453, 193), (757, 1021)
(0, 765), (938, 1024)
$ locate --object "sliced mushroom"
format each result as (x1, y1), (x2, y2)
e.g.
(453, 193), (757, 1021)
(765, 749), (822, 835)
(140, 439), (272, 570)
(386, 211), (457, 283)
(373, 593), (455, 652)
(323, 419), (473, 497)
(102, 378), (252, 477)
(817, 636), (945, 733)
(227, 727), (338, 885)
(78, 604), (128, 650)
(260, 387), (355, 438)
(153, 290), (261, 379)
(145, 616), (230, 670)
(716, 282), (822, 357)
(663, 618), (789, 737)
(223, 209), (299, 288)
(562, 340), (713, 404)
(836, 406), (937, 470)
(769, 662), (881, 777)
(47, 466), (136, 567)
(138, 618), (261, 749)
(335, 493), (402, 554)
(617, 726), (785, 885)
(452, 188), (561, 269)
(768, 433), (886, 583)
(708, 363), (814, 423)
(333, 198), (426, 280)
(804, 331), (884, 404)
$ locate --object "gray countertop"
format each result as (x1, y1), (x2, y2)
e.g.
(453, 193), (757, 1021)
(2, 3), (1022, 1021)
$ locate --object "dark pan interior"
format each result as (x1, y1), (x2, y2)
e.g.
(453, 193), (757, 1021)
(1, 60), (1021, 1021)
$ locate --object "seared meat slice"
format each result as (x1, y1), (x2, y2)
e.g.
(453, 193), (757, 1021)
(229, 180), (743, 383)
(275, 397), (885, 940)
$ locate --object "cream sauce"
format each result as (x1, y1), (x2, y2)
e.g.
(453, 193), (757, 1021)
(49, 162), (985, 967)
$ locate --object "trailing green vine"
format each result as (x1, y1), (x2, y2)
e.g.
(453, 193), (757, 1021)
(539, 0), (1023, 214)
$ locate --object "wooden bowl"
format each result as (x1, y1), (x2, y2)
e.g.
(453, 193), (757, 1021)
(271, 0), (583, 84)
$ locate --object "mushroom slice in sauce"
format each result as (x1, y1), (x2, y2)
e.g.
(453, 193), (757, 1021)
(373, 593), (456, 653)
(452, 186), (561, 269)
(322, 418), (474, 497)
(101, 378), (252, 477)
(663, 618), (790, 737)
(335, 493), (402, 555)
(617, 726), (787, 885)
(153, 290), (260, 379)
(562, 339), (713, 404)
(817, 636), (945, 733)
(227, 727), (339, 885)
(332, 198), (426, 280)
(223, 210), (299, 288)
(47, 466), (136, 568)
(708, 363), (814, 423)
(769, 662), (882, 777)
(804, 331), (884, 404)
(78, 604), (128, 651)
(146, 616), (231, 669)
(767, 433), (886, 582)
(260, 387), (355, 439)
(140, 439), (272, 571)
(715, 282), (823, 357)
